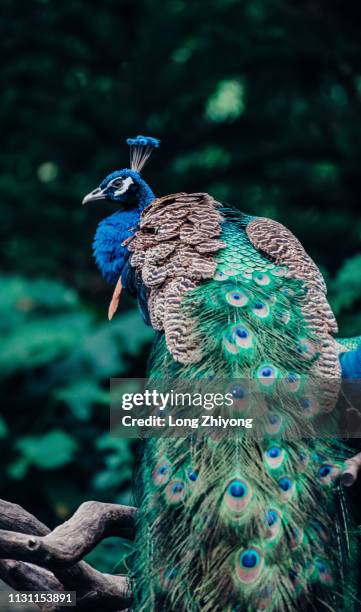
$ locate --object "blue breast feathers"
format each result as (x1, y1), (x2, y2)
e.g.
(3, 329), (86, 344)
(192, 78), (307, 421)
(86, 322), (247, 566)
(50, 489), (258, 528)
(340, 344), (361, 379)
(92, 209), (140, 284)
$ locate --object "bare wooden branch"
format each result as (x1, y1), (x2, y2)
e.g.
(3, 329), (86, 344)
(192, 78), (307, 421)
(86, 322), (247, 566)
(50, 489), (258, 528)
(0, 499), (135, 611)
(0, 559), (63, 592)
(341, 451), (361, 486)
(58, 564), (131, 609)
(0, 500), (49, 536)
(0, 501), (136, 567)
(0, 559), (132, 610)
(0, 560), (66, 610)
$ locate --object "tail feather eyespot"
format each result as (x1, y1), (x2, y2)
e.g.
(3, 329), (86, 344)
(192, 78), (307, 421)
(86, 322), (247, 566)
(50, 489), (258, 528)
(266, 413), (284, 435)
(299, 396), (319, 418)
(310, 519), (329, 543)
(285, 371), (302, 392)
(252, 300), (270, 319)
(253, 272), (271, 286)
(153, 461), (171, 486)
(278, 476), (295, 501)
(288, 525), (303, 550)
(159, 566), (178, 590)
(276, 309), (291, 324)
(256, 363), (279, 388)
(264, 509), (282, 541)
(165, 480), (186, 504)
(223, 478), (252, 518)
(186, 467), (199, 482)
(226, 383), (249, 412)
(236, 546), (264, 584)
(233, 324), (254, 349)
(271, 266), (288, 277)
(295, 338), (317, 360)
(223, 324), (255, 354)
(318, 463), (340, 486)
(264, 446), (285, 469)
(226, 290), (249, 307)
(315, 559), (333, 585)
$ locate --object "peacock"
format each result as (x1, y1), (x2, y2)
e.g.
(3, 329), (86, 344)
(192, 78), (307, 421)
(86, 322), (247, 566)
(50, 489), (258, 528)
(83, 136), (361, 611)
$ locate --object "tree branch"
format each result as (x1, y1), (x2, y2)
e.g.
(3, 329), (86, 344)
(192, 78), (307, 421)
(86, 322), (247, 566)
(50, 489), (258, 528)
(0, 501), (135, 568)
(0, 559), (63, 593)
(0, 499), (135, 611)
(0, 500), (49, 536)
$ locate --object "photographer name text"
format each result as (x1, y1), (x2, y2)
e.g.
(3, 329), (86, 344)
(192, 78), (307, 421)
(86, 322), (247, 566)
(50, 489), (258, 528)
(121, 414), (253, 429)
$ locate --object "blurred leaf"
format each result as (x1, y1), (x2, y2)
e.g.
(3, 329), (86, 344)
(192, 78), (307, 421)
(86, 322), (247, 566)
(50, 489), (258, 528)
(205, 79), (245, 122)
(173, 146), (231, 174)
(93, 434), (133, 490)
(15, 430), (78, 469)
(43, 479), (89, 519)
(7, 456), (29, 480)
(330, 254), (361, 315)
(56, 381), (109, 420)
(0, 277), (78, 316)
(110, 310), (154, 356)
(0, 314), (90, 374)
(311, 162), (340, 184)
(92, 466), (132, 490)
(96, 433), (132, 460)
(37, 161), (59, 183)
(0, 416), (8, 438)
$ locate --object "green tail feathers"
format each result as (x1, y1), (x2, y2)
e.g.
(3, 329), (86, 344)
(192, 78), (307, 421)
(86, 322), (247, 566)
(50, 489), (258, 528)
(131, 218), (358, 611)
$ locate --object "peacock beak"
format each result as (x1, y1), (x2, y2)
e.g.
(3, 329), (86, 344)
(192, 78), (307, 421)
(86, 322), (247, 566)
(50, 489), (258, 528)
(82, 187), (106, 205)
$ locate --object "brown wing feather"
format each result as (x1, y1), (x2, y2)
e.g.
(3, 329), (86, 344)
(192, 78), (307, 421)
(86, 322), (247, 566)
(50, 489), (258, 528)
(128, 192), (225, 363)
(246, 217), (340, 395)
(246, 217), (337, 334)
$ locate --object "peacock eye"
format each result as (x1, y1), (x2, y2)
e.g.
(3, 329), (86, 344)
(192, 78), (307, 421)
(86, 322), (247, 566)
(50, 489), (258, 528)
(111, 178), (123, 188)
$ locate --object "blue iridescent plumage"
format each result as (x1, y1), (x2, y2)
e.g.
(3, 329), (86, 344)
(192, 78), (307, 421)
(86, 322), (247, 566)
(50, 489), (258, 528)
(85, 136), (158, 322)
(126, 135), (160, 148)
(93, 209), (139, 284)
(339, 344), (361, 378)
(98, 169), (155, 210)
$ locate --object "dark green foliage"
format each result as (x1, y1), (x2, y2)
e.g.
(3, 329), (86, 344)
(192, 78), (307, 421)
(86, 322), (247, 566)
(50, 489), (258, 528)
(0, 277), (152, 572)
(1, 0), (361, 574)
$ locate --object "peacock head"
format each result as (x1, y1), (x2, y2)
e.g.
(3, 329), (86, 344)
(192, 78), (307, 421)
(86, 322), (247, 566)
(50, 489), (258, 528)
(84, 136), (160, 285)
(82, 135), (160, 211)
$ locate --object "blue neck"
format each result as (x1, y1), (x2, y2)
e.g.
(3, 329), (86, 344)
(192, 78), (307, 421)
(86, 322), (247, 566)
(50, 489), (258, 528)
(136, 178), (155, 211)
(92, 184), (156, 284)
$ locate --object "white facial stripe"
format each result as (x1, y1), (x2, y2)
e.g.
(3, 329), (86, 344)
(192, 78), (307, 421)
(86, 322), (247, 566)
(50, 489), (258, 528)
(113, 176), (134, 196)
